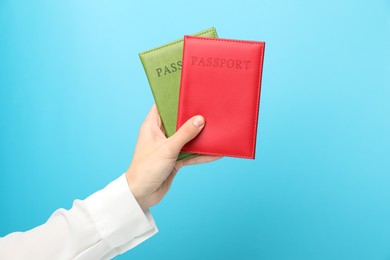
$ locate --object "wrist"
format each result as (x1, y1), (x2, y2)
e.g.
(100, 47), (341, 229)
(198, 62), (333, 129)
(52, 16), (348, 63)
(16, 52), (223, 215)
(125, 170), (148, 210)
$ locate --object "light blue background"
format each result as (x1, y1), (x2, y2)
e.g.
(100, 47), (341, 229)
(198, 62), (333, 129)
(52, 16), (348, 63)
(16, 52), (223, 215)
(1, 0), (389, 259)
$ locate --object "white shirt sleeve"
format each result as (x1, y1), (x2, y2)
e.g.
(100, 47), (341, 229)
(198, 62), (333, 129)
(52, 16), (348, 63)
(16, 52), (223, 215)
(0, 174), (158, 260)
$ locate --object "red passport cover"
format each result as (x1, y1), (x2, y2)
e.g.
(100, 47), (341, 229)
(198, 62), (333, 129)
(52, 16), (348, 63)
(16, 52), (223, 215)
(177, 36), (265, 159)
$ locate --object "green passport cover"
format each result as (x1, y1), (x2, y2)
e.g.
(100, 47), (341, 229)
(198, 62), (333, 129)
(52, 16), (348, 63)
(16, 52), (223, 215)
(139, 28), (218, 161)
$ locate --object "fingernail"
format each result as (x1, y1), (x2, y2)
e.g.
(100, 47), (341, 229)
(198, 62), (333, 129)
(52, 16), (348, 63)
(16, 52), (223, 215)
(193, 116), (205, 127)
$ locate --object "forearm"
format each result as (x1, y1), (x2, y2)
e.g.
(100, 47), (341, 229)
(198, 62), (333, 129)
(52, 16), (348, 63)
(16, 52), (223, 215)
(0, 174), (157, 260)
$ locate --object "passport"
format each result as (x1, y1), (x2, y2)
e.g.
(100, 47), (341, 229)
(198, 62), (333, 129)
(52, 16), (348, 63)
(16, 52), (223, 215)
(139, 28), (218, 161)
(177, 36), (266, 159)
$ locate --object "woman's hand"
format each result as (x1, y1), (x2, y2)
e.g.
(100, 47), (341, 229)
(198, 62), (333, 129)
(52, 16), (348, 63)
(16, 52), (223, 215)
(125, 104), (222, 210)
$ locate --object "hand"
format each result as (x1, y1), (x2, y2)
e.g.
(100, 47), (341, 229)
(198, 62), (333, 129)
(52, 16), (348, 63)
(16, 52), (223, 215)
(125, 104), (222, 210)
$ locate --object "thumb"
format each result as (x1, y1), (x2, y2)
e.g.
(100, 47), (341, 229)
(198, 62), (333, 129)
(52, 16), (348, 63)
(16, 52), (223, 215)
(167, 115), (205, 153)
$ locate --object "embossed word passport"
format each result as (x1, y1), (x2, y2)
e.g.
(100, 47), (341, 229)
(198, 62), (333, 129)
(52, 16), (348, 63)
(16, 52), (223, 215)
(139, 28), (218, 161)
(177, 36), (265, 159)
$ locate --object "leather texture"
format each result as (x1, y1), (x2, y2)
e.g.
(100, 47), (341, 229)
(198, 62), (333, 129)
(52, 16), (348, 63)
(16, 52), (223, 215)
(177, 36), (265, 159)
(139, 28), (218, 161)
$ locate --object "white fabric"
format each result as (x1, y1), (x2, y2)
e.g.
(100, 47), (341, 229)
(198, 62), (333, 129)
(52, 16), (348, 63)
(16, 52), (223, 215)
(0, 174), (158, 259)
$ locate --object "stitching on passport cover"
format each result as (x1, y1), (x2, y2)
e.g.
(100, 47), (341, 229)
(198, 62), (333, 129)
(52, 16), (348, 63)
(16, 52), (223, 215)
(139, 28), (217, 56)
(182, 36), (265, 158)
(180, 149), (253, 159)
(185, 35), (264, 46)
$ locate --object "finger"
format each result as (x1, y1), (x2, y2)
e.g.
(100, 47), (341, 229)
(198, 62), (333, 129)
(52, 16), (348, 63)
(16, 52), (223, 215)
(179, 155), (223, 167)
(140, 104), (166, 139)
(166, 115), (205, 153)
(144, 104), (162, 128)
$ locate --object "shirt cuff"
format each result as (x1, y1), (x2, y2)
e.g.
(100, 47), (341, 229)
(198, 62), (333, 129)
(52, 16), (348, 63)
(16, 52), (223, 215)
(84, 174), (158, 252)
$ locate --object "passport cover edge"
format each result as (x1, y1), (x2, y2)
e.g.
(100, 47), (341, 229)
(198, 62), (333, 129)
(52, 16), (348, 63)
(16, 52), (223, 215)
(177, 36), (266, 159)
